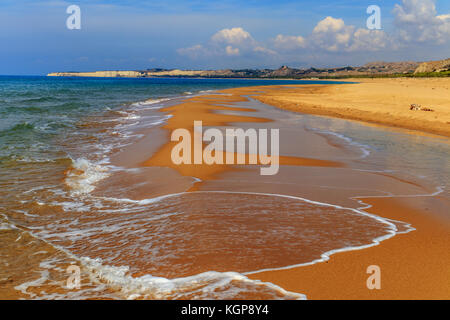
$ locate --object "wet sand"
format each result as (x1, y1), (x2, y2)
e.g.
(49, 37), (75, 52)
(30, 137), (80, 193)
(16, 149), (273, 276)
(243, 78), (450, 137)
(249, 196), (450, 299)
(141, 86), (450, 299)
(143, 93), (343, 185)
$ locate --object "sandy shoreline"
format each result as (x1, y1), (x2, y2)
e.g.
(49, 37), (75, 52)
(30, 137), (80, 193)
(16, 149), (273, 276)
(228, 79), (449, 299)
(143, 93), (343, 185)
(5, 78), (447, 299)
(243, 78), (450, 138)
(248, 196), (450, 299)
(137, 81), (449, 299)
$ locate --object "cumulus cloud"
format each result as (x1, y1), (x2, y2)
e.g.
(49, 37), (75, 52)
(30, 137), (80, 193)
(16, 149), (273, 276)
(393, 0), (450, 44)
(211, 27), (254, 46)
(178, 0), (448, 64)
(348, 29), (390, 51)
(271, 16), (390, 53)
(225, 45), (240, 56)
(313, 16), (347, 33)
(176, 44), (207, 59)
(178, 19), (389, 62)
(178, 27), (274, 59)
(273, 34), (306, 51)
(310, 17), (354, 51)
(253, 46), (277, 55)
(309, 16), (390, 52)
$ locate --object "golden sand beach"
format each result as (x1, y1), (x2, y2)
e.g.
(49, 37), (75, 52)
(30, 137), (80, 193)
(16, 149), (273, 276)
(1, 77), (448, 300)
(243, 78), (450, 137)
(137, 78), (450, 299)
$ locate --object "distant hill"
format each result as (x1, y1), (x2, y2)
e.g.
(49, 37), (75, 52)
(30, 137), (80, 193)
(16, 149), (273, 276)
(414, 58), (450, 74)
(48, 58), (450, 79)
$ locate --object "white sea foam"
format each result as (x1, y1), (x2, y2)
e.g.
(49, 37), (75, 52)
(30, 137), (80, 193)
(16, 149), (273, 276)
(65, 158), (110, 195)
(98, 190), (414, 276)
(14, 270), (50, 298)
(0, 222), (15, 231)
(0, 214), (17, 231)
(79, 256), (306, 300)
(12, 186), (437, 300)
(123, 113), (140, 120)
(131, 98), (171, 108)
(311, 128), (372, 159)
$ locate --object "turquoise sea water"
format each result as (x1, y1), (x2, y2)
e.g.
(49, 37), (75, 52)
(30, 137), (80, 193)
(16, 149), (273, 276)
(0, 76), (333, 164)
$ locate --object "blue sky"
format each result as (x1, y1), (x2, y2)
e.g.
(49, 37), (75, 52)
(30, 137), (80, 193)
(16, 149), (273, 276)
(0, 0), (449, 74)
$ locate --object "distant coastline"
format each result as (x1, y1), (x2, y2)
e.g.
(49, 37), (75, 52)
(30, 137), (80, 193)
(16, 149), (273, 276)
(48, 58), (450, 79)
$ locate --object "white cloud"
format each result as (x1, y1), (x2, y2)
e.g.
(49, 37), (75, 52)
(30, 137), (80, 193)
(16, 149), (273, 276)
(225, 45), (240, 56)
(177, 1), (449, 65)
(437, 14), (450, 21)
(273, 34), (306, 51)
(393, 0), (450, 44)
(176, 44), (207, 59)
(310, 17), (354, 52)
(253, 46), (277, 55)
(309, 16), (389, 52)
(178, 19), (390, 63)
(313, 16), (347, 33)
(211, 27), (253, 45)
(178, 27), (275, 59)
(348, 29), (390, 52)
